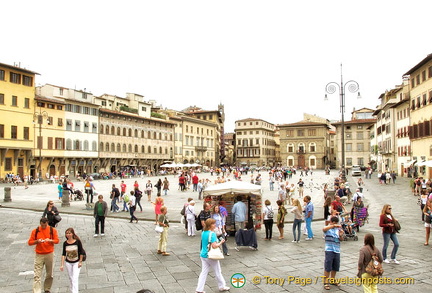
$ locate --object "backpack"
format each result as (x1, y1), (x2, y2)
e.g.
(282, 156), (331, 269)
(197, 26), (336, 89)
(180, 205), (186, 216)
(365, 247), (384, 276)
(267, 207), (274, 219)
(135, 190), (143, 200)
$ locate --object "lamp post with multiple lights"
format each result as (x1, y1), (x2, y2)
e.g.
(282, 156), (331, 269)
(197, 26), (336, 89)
(34, 111), (48, 182)
(325, 64), (361, 181)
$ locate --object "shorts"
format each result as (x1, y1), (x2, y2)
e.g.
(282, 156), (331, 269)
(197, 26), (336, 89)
(277, 222), (284, 228)
(324, 251), (340, 272)
(424, 222), (432, 228)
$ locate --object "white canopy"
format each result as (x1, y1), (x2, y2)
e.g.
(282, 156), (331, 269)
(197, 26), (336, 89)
(203, 180), (263, 196)
(416, 160), (432, 167)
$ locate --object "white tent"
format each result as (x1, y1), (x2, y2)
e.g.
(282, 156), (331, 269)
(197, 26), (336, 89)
(203, 180), (262, 196)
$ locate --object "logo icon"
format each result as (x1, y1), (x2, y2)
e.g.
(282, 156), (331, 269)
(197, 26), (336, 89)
(230, 273), (246, 288)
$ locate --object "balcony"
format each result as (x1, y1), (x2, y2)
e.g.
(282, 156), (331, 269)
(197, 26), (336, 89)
(297, 149), (305, 154)
(195, 146), (207, 152)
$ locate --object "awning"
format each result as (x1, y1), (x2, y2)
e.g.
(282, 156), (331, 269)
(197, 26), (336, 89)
(416, 160), (432, 167)
(405, 159), (416, 166)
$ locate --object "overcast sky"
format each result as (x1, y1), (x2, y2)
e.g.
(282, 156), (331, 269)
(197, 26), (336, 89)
(2, 0), (431, 132)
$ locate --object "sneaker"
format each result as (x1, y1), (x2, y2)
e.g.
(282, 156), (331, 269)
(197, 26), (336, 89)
(292, 240), (297, 243)
(219, 287), (230, 292)
(391, 259), (400, 264)
(93, 234), (98, 237)
(383, 259), (390, 264)
(296, 241), (300, 243)
(305, 238), (313, 241)
(101, 233), (105, 236)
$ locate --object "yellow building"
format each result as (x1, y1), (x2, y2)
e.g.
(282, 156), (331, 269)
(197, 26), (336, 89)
(404, 54), (432, 178)
(0, 62), (38, 180)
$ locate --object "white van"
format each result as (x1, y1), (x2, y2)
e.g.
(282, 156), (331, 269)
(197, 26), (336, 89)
(351, 165), (362, 176)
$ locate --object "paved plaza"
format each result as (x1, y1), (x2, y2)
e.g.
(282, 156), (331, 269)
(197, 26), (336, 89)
(0, 170), (431, 292)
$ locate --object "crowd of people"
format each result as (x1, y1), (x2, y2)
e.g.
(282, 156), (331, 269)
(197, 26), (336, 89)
(23, 164), (432, 293)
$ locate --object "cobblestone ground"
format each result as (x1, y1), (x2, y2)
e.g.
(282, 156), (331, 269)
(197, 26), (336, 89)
(0, 170), (430, 292)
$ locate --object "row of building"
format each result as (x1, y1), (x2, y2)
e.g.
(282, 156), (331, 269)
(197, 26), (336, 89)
(1, 54), (431, 180)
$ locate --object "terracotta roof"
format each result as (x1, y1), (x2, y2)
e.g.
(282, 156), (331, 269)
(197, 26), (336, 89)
(332, 118), (376, 125)
(278, 120), (329, 127)
(403, 53), (432, 76)
(0, 62), (40, 75)
(99, 108), (175, 125)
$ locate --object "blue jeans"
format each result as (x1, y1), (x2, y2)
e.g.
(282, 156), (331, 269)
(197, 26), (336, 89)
(292, 218), (302, 241)
(382, 232), (399, 260)
(111, 198), (119, 212)
(305, 217), (313, 238)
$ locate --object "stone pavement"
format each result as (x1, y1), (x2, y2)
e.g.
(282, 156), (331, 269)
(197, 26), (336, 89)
(0, 170), (431, 292)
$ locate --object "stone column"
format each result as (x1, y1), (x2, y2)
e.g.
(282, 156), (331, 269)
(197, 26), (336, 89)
(61, 190), (70, 207)
(4, 187), (12, 202)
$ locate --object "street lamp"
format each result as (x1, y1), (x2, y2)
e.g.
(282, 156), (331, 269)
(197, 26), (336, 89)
(325, 64), (361, 181)
(34, 111), (48, 182)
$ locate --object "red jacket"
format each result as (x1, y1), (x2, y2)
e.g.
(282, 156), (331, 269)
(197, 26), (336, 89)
(379, 214), (395, 234)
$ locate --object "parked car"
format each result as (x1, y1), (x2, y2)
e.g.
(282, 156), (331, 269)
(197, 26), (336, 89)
(351, 166), (362, 176)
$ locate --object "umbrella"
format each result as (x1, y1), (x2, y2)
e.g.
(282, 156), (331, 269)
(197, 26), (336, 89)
(160, 164), (172, 168)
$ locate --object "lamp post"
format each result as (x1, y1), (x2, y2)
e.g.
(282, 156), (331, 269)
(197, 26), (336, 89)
(34, 111), (48, 182)
(325, 64), (361, 181)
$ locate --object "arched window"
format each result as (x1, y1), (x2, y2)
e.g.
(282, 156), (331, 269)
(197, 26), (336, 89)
(111, 143), (115, 152)
(141, 130), (145, 138)
(111, 126), (115, 134)
(74, 140), (80, 150)
(159, 133), (162, 140)
(134, 129), (138, 137)
(148, 146), (151, 153)
(122, 144), (127, 152)
(287, 143), (294, 153)
(123, 128), (127, 136)
(106, 125), (110, 134)
(154, 147), (157, 153)
(298, 143), (305, 153)
(165, 147), (168, 154)
(83, 140), (89, 151)
(153, 132), (156, 139)
(106, 143), (110, 152)
(66, 139), (72, 150)
(100, 124), (104, 134)
(309, 142), (316, 153)
(116, 127), (120, 136)
(141, 145), (145, 153)
(159, 147), (162, 153)
(128, 129), (132, 137)
(116, 143), (121, 152)
(128, 144), (132, 153)
(92, 141), (97, 151)
(134, 145), (138, 152)
(100, 142), (104, 152)
(148, 131), (151, 138)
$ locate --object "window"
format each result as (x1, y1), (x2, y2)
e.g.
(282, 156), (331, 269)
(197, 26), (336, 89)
(0, 70), (5, 80)
(297, 129), (304, 136)
(357, 143), (364, 151)
(65, 104), (72, 112)
(0, 93), (4, 104)
(47, 117), (53, 125)
(11, 125), (17, 139)
(357, 157), (364, 166)
(5, 158), (12, 171)
(346, 132), (352, 140)
(83, 122), (89, 132)
(58, 118), (63, 127)
(12, 96), (17, 106)
(83, 107), (90, 114)
(55, 138), (64, 150)
(66, 119), (72, 131)
(23, 75), (33, 86)
(309, 143), (316, 152)
(346, 158), (353, 166)
(308, 129), (316, 136)
(346, 143), (352, 151)
(356, 132), (364, 140)
(24, 98), (30, 108)
(10, 72), (21, 84)
(23, 127), (29, 140)
(92, 123), (97, 133)
(75, 120), (80, 131)
(48, 137), (53, 149)
(74, 105), (81, 113)
(0, 124), (4, 138)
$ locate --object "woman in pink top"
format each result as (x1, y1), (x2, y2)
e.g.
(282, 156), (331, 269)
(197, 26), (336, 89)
(152, 193), (164, 224)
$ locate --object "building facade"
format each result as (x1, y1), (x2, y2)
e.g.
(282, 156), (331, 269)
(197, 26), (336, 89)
(235, 118), (277, 167)
(279, 116), (330, 169)
(0, 63), (38, 180)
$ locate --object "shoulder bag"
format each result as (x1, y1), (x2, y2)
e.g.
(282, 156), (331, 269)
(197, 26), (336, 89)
(155, 215), (165, 233)
(207, 232), (224, 260)
(393, 219), (401, 233)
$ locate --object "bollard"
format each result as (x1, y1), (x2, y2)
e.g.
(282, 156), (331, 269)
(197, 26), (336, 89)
(4, 187), (12, 202)
(61, 190), (70, 207)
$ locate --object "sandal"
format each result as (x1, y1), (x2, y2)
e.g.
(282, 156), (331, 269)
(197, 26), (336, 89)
(324, 284), (330, 290)
(424, 243), (429, 246)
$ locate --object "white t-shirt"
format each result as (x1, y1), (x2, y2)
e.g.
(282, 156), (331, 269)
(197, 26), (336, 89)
(263, 205), (274, 220)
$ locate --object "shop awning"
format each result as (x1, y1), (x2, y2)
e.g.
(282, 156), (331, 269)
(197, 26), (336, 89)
(405, 159), (416, 166)
(416, 160), (432, 167)
(203, 181), (262, 196)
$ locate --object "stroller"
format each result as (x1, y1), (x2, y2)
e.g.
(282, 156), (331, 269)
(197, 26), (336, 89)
(73, 189), (84, 201)
(340, 213), (358, 241)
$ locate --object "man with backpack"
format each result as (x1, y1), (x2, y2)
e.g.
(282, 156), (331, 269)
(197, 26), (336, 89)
(27, 217), (60, 293)
(110, 184), (120, 212)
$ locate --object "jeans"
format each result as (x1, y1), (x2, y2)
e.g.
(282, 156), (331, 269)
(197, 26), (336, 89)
(111, 198), (119, 212)
(85, 189), (93, 203)
(95, 215), (105, 234)
(382, 232), (399, 260)
(305, 217), (313, 238)
(129, 206), (137, 222)
(292, 218), (302, 241)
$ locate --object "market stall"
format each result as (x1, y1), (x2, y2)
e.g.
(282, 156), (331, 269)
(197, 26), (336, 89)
(203, 181), (263, 234)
